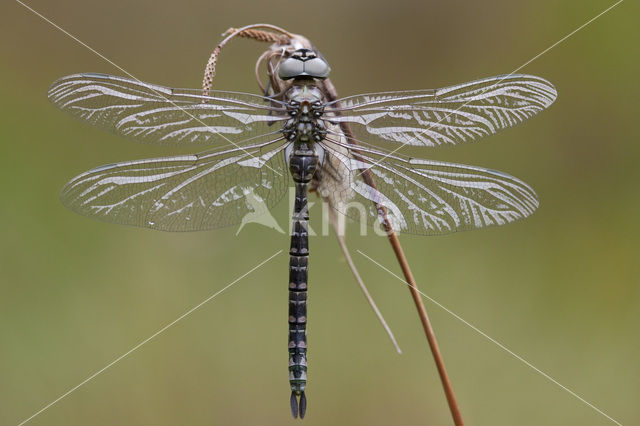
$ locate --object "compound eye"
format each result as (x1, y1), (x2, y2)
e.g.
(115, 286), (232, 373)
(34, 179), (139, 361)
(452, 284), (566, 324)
(304, 58), (331, 79)
(278, 58), (305, 80)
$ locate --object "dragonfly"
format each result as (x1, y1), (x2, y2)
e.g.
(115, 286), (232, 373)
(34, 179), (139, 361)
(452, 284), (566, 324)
(48, 47), (556, 419)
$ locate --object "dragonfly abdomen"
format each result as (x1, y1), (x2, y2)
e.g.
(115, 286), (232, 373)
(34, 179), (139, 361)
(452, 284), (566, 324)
(287, 146), (317, 419)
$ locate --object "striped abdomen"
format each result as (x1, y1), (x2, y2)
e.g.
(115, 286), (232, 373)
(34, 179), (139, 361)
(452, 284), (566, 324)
(288, 147), (317, 419)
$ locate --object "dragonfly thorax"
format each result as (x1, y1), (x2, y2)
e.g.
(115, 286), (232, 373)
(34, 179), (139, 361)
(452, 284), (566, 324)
(282, 84), (327, 143)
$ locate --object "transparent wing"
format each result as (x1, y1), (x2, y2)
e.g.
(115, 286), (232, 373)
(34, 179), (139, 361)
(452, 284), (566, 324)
(317, 139), (538, 235)
(48, 73), (288, 147)
(61, 140), (290, 231)
(325, 74), (556, 148)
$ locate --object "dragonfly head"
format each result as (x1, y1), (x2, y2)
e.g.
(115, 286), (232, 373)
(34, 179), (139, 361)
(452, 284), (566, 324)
(278, 48), (331, 80)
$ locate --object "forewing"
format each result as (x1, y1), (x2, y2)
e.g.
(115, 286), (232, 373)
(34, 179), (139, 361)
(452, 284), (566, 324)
(61, 141), (289, 231)
(48, 73), (287, 147)
(326, 74), (556, 148)
(318, 141), (538, 235)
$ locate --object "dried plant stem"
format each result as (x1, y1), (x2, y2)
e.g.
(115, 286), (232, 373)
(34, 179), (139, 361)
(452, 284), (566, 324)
(202, 24), (292, 96)
(327, 207), (402, 354)
(322, 77), (464, 426)
(386, 232), (464, 426)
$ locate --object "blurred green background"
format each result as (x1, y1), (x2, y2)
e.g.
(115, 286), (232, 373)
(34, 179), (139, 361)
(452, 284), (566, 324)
(1, 1), (638, 425)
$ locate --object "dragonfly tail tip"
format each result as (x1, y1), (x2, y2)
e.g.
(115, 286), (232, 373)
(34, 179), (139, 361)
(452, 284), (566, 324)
(299, 391), (307, 419)
(290, 391), (307, 419)
(290, 391), (298, 419)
